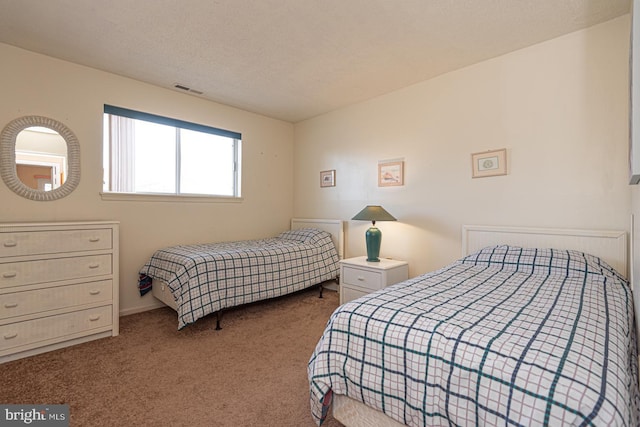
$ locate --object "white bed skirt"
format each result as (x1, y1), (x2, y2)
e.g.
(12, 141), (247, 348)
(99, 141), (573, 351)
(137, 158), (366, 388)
(332, 394), (405, 427)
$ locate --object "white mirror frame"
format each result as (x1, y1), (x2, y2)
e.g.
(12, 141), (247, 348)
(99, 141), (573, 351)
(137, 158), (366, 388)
(0, 116), (80, 201)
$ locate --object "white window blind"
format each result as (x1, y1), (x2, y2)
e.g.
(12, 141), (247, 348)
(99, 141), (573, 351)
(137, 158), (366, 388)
(103, 105), (241, 197)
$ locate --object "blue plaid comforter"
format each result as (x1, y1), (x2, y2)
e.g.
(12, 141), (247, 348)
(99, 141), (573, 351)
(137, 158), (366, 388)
(140, 228), (339, 329)
(309, 246), (640, 426)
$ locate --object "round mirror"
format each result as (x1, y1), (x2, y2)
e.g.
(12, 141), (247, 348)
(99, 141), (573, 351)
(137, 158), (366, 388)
(0, 116), (80, 201)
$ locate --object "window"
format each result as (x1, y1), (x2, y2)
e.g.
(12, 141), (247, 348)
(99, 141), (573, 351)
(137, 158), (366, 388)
(103, 105), (241, 198)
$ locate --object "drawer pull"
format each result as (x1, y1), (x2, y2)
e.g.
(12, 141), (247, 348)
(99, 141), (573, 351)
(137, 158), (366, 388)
(4, 332), (17, 340)
(89, 237), (101, 242)
(3, 241), (17, 248)
(2, 271), (17, 278)
(89, 290), (101, 295)
(88, 263), (100, 269)
(4, 302), (18, 308)
(357, 276), (365, 281)
(89, 315), (101, 321)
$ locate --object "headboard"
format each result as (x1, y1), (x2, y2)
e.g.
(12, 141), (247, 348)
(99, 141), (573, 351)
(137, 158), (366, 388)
(462, 225), (628, 279)
(291, 218), (344, 259)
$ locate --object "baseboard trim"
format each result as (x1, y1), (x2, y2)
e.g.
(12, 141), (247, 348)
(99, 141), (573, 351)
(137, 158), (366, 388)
(120, 301), (166, 317)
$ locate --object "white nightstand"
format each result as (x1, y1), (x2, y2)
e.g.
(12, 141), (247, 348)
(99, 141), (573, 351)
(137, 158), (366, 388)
(339, 256), (409, 304)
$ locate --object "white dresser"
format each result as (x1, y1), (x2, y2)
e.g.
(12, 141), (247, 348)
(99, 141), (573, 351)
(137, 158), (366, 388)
(339, 256), (409, 304)
(0, 221), (119, 363)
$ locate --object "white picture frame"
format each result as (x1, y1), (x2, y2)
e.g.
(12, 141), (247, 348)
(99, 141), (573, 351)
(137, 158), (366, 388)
(320, 169), (335, 187)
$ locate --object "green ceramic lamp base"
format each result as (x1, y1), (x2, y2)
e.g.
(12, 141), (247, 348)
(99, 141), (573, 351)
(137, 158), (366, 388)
(365, 226), (382, 262)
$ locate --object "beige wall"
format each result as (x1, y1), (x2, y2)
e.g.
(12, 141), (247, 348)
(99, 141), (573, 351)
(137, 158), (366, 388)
(294, 16), (632, 279)
(0, 15), (635, 318)
(0, 43), (295, 315)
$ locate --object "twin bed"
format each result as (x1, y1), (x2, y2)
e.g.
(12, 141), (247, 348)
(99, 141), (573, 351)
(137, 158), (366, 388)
(308, 225), (640, 426)
(138, 221), (639, 425)
(139, 218), (344, 330)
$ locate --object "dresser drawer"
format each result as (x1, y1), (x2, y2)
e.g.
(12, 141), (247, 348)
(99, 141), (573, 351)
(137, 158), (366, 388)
(0, 254), (112, 288)
(1, 305), (112, 351)
(342, 266), (383, 291)
(0, 228), (112, 258)
(1, 280), (113, 320)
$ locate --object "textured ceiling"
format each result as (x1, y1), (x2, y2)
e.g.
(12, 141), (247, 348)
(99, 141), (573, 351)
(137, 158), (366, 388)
(0, 0), (631, 122)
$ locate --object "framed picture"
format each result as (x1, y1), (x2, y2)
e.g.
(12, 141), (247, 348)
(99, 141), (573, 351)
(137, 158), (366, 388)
(320, 170), (335, 187)
(471, 149), (507, 178)
(378, 160), (404, 187)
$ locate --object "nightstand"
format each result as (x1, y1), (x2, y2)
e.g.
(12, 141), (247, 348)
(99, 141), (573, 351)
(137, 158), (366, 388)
(339, 256), (409, 304)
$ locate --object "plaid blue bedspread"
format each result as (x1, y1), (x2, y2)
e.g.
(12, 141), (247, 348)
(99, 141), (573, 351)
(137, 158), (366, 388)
(309, 246), (640, 426)
(139, 228), (339, 329)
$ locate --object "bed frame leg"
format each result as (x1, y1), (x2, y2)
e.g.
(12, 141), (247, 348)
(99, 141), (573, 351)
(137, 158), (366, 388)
(319, 284), (323, 298)
(215, 312), (222, 330)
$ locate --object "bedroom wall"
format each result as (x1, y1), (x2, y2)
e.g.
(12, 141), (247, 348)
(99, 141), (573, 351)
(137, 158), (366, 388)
(0, 43), (295, 315)
(294, 16), (632, 279)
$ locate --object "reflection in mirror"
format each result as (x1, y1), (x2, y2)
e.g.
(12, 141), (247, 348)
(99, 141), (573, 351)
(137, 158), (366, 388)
(0, 116), (80, 201)
(16, 127), (68, 191)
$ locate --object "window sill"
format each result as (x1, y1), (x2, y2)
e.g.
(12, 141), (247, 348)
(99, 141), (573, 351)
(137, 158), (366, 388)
(100, 192), (243, 203)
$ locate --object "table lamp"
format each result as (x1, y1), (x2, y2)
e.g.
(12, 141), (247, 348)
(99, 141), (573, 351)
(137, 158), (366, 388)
(351, 205), (397, 262)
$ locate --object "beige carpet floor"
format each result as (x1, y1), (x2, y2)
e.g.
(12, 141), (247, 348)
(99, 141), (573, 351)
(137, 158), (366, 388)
(1, 285), (345, 427)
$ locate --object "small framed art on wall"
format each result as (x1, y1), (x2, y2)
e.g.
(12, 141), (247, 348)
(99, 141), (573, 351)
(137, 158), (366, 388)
(378, 160), (404, 187)
(320, 170), (336, 187)
(471, 149), (507, 178)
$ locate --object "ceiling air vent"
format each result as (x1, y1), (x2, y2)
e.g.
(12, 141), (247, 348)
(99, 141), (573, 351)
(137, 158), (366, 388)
(173, 83), (203, 95)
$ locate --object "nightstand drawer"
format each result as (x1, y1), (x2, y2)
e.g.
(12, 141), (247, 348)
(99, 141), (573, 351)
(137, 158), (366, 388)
(342, 266), (382, 291)
(341, 286), (371, 303)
